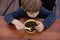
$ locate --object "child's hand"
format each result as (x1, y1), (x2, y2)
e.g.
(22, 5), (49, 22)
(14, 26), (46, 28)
(35, 21), (44, 32)
(11, 19), (25, 30)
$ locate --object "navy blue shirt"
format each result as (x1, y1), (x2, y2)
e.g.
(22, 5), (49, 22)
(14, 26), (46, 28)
(4, 7), (56, 28)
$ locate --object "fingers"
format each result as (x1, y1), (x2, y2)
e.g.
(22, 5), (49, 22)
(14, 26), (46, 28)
(15, 23), (25, 30)
(35, 22), (44, 32)
(37, 27), (44, 32)
(35, 26), (44, 32)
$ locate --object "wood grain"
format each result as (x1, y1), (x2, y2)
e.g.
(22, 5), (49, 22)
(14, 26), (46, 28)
(0, 16), (60, 40)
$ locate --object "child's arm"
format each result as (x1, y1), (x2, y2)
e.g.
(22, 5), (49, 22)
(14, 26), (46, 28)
(35, 7), (56, 32)
(4, 7), (22, 24)
(4, 7), (26, 30)
(38, 7), (56, 28)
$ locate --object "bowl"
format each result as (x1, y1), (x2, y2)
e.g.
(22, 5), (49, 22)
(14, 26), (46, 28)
(24, 19), (38, 33)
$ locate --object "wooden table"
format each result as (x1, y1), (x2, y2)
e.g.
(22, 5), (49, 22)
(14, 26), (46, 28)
(0, 16), (60, 40)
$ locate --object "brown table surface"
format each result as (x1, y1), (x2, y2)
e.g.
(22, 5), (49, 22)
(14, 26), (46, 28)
(0, 16), (60, 40)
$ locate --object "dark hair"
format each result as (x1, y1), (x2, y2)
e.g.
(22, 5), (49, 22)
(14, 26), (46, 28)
(21, 0), (42, 12)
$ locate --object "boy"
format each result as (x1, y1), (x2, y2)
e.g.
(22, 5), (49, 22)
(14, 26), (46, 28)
(4, 0), (56, 32)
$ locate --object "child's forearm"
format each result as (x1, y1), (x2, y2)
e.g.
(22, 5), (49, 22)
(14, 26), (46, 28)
(42, 12), (56, 28)
(4, 7), (23, 24)
(39, 7), (56, 28)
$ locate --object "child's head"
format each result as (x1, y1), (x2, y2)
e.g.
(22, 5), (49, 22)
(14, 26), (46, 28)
(21, 0), (42, 13)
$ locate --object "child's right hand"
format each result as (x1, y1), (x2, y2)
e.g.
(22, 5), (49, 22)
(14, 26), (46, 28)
(11, 19), (25, 30)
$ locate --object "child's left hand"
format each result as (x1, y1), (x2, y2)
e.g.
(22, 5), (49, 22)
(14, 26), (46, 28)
(35, 21), (44, 32)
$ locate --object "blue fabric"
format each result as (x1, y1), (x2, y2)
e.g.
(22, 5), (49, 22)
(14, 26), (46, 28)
(4, 7), (56, 28)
